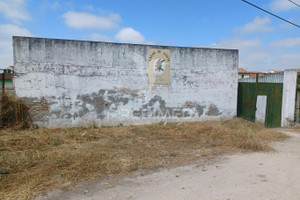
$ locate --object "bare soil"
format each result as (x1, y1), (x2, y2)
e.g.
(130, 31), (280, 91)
(36, 129), (300, 200)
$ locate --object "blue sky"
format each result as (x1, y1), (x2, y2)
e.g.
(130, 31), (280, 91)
(0, 0), (300, 72)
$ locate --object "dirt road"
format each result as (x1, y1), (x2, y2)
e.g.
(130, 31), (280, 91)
(36, 129), (300, 200)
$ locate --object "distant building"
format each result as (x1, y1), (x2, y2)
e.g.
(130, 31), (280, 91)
(269, 70), (284, 74)
(238, 68), (250, 79)
(238, 68), (264, 80)
(0, 66), (14, 74)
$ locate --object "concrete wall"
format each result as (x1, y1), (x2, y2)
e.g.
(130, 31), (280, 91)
(13, 36), (238, 128)
(281, 69), (298, 127)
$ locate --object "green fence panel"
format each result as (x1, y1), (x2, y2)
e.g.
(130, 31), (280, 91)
(237, 82), (283, 128)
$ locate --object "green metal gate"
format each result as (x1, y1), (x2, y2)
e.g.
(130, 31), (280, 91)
(237, 82), (283, 128)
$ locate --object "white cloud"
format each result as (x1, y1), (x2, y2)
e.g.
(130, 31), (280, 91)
(235, 17), (274, 34)
(51, 1), (60, 9)
(62, 11), (121, 29)
(275, 53), (300, 68)
(215, 38), (261, 50)
(270, 0), (297, 12)
(0, 24), (33, 68)
(0, 40), (10, 48)
(0, 0), (31, 24)
(0, 24), (33, 37)
(43, 1), (60, 10)
(84, 5), (94, 11)
(272, 37), (300, 47)
(115, 27), (145, 44)
(212, 36), (300, 71)
(239, 49), (275, 72)
(87, 33), (112, 42)
(0, 39), (13, 68)
(212, 38), (272, 71)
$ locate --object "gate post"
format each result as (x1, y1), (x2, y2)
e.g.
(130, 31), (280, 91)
(296, 92), (300, 123)
(2, 73), (4, 96)
(281, 69), (298, 127)
(0, 73), (4, 127)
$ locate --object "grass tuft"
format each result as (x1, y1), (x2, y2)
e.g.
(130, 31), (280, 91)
(0, 118), (288, 199)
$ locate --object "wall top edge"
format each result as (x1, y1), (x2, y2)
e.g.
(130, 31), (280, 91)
(12, 36), (239, 52)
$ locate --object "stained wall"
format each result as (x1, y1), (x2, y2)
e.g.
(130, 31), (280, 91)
(13, 37), (238, 127)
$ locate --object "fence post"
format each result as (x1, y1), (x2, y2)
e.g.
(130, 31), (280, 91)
(0, 73), (4, 127)
(2, 73), (4, 96)
(14, 102), (18, 122)
(297, 92), (300, 123)
(255, 73), (259, 120)
(20, 100), (24, 122)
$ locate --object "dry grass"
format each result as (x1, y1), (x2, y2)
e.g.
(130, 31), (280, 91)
(0, 93), (31, 129)
(0, 118), (288, 199)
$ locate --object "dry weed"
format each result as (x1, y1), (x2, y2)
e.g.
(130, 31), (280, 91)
(0, 118), (288, 199)
(0, 94), (31, 129)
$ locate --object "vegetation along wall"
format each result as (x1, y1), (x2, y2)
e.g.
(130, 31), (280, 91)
(13, 36), (238, 128)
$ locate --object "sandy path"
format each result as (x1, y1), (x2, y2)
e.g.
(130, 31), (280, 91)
(36, 129), (300, 200)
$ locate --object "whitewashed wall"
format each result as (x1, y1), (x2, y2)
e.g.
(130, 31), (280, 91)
(13, 36), (238, 128)
(281, 69), (298, 127)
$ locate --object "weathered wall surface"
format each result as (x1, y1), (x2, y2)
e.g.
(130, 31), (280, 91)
(281, 69), (298, 127)
(13, 36), (238, 128)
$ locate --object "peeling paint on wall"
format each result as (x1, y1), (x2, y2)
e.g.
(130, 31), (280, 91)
(13, 37), (238, 128)
(206, 104), (222, 116)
